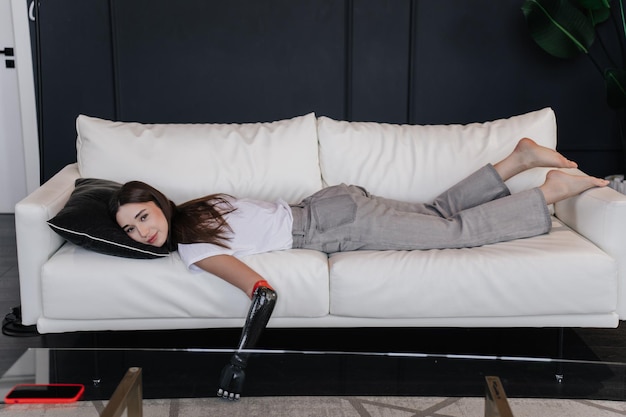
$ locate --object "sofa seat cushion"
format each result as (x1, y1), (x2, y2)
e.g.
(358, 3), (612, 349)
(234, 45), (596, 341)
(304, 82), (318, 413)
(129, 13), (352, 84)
(328, 218), (617, 319)
(41, 247), (329, 320)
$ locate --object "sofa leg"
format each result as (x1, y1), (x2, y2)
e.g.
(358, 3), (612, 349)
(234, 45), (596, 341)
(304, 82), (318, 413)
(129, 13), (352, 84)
(2, 306), (38, 337)
(555, 327), (564, 383)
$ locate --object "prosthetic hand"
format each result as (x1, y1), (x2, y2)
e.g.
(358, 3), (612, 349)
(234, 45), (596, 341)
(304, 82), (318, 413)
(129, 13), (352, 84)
(217, 280), (277, 400)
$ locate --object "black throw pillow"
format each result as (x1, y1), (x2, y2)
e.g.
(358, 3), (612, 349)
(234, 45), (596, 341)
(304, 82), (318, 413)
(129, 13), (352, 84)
(47, 178), (170, 259)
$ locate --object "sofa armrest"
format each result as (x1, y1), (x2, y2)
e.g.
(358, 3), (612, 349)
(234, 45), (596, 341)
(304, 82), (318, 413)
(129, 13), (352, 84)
(554, 176), (626, 318)
(15, 164), (80, 325)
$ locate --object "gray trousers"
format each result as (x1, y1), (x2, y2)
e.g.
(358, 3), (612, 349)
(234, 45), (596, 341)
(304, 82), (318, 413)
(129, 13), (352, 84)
(290, 164), (551, 253)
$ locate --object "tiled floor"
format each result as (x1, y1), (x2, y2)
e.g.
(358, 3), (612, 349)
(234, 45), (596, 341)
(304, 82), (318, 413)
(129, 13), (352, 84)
(0, 215), (43, 375)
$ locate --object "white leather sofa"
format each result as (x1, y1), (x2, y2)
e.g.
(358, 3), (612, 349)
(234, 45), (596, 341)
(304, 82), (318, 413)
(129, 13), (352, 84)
(14, 108), (626, 334)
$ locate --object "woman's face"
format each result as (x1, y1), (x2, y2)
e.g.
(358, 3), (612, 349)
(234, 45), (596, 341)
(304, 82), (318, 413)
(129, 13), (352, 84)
(115, 201), (169, 247)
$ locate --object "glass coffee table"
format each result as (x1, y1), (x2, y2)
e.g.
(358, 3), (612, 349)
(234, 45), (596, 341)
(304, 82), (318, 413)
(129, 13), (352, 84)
(2, 348), (626, 402)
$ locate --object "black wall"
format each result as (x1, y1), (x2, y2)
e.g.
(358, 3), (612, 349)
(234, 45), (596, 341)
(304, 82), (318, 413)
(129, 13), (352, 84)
(35, 0), (624, 181)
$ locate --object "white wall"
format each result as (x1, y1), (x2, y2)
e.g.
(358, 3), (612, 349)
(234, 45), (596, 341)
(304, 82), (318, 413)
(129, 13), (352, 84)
(0, 0), (39, 213)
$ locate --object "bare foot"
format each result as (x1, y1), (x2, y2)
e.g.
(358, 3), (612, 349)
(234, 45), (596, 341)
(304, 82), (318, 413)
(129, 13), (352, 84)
(540, 170), (609, 204)
(494, 138), (578, 181)
(515, 138), (578, 169)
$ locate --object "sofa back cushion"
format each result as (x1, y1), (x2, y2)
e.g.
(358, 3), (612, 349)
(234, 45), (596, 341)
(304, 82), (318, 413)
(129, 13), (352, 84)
(317, 108), (557, 203)
(76, 113), (322, 204)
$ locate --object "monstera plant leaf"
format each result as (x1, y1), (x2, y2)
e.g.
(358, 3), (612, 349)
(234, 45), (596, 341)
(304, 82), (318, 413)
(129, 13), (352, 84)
(577, 0), (613, 24)
(522, 0), (597, 58)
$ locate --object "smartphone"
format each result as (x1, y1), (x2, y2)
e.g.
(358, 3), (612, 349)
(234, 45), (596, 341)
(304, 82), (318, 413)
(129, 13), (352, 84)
(4, 384), (85, 404)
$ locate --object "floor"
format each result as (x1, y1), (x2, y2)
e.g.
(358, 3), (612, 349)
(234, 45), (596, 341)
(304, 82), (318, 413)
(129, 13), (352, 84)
(0, 214), (40, 376)
(3, 213), (626, 401)
(4, 396), (626, 417)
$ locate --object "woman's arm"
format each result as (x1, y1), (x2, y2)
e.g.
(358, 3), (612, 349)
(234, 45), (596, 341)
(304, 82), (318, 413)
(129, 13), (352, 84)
(196, 254), (278, 400)
(194, 254), (266, 299)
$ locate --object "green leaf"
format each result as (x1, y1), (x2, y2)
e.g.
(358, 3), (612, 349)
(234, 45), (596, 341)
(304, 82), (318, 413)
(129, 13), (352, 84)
(575, 0), (612, 24)
(606, 67), (626, 108)
(574, 0), (611, 11)
(522, 0), (596, 58)
(588, 7), (612, 25)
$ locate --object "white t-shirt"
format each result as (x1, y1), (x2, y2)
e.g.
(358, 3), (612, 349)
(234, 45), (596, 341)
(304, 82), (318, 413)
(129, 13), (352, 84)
(177, 198), (294, 272)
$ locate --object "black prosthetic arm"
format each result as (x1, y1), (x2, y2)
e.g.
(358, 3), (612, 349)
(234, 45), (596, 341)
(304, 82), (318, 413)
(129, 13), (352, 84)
(217, 283), (277, 400)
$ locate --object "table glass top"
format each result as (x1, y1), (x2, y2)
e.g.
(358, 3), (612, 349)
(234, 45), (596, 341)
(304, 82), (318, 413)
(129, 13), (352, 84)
(2, 348), (626, 402)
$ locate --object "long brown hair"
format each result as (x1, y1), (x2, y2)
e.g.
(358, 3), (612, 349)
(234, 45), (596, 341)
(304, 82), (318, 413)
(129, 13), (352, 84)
(109, 181), (236, 250)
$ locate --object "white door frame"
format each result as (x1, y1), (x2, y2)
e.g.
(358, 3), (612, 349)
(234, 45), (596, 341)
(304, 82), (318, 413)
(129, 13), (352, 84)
(10, 0), (40, 193)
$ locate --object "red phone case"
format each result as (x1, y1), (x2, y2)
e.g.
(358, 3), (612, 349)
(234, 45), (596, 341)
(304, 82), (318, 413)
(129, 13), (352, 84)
(4, 384), (85, 404)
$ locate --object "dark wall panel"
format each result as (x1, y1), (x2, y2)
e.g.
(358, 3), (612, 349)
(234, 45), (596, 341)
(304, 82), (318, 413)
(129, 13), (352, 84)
(34, 0), (624, 181)
(410, 1), (621, 176)
(112, 0), (346, 124)
(38, 0), (116, 180)
(350, 0), (412, 123)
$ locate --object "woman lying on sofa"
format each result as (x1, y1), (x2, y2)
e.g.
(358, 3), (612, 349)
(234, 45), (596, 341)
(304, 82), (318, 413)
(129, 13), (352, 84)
(109, 137), (608, 400)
